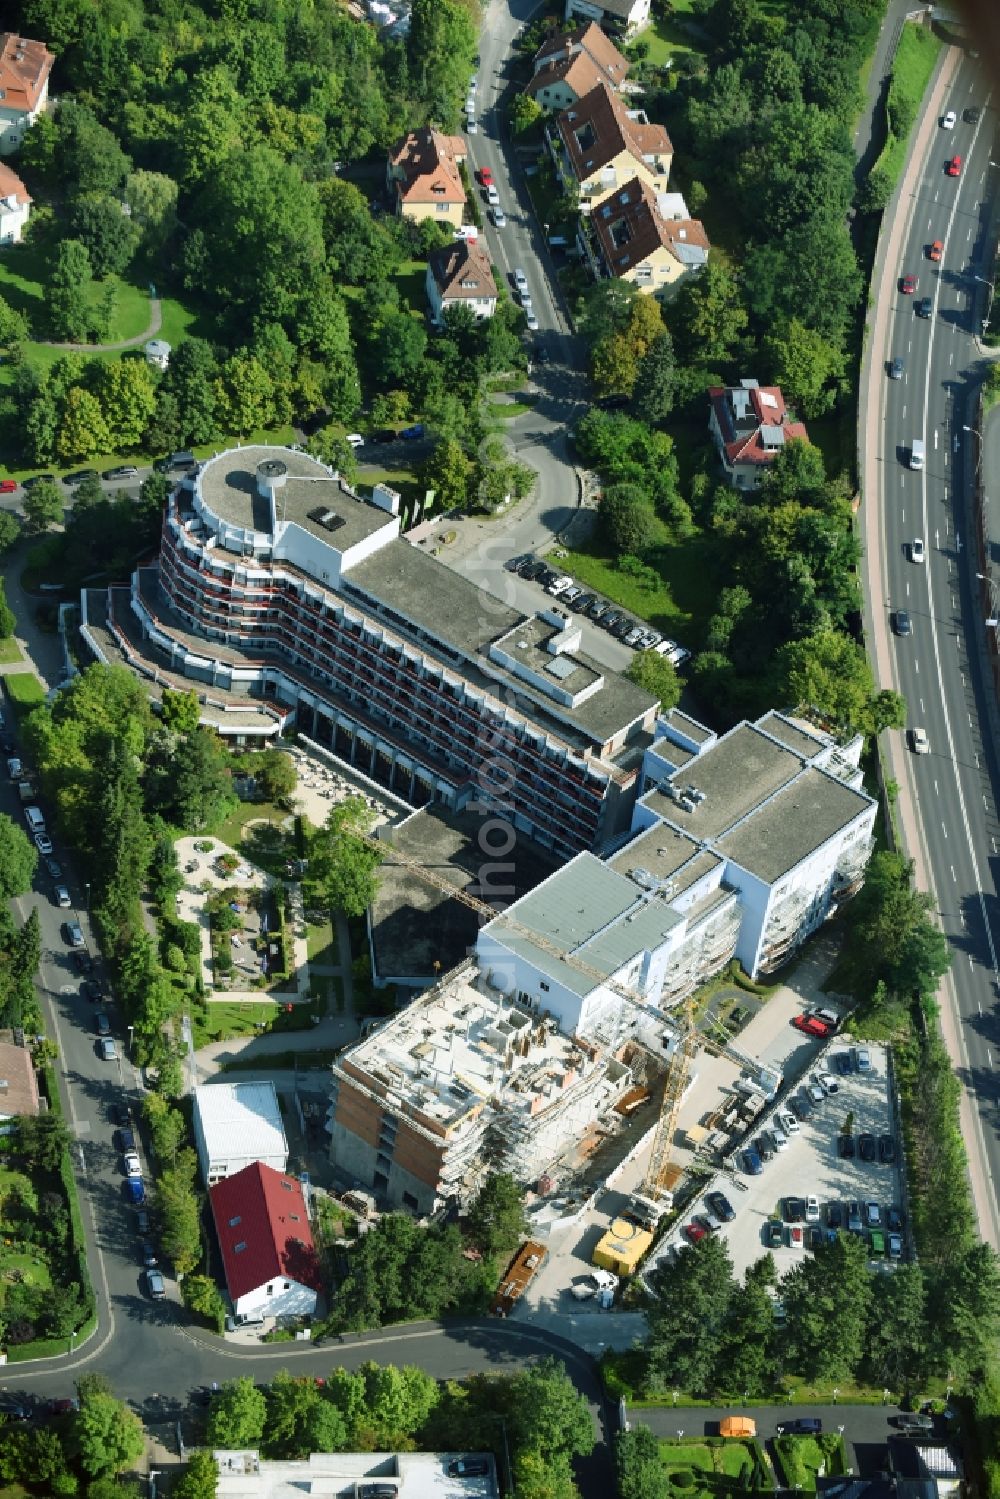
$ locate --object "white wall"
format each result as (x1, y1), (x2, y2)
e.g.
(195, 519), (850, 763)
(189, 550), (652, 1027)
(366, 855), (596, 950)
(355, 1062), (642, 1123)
(0, 199), (29, 244)
(234, 1277), (317, 1323)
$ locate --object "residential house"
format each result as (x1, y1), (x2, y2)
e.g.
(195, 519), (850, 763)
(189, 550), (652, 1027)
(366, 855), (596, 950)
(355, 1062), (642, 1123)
(209, 1161), (322, 1324)
(0, 1041), (39, 1124)
(0, 162), (30, 244)
(708, 379), (810, 490)
(426, 238), (497, 324)
(590, 178), (708, 293)
(386, 126), (467, 227)
(564, 0), (652, 36)
(526, 22), (629, 112)
(193, 1080), (288, 1187)
(143, 338), (171, 371)
(0, 34), (54, 156)
(551, 81), (672, 214)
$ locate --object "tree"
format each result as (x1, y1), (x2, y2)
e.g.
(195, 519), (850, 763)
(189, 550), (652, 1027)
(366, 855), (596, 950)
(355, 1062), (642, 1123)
(505, 1359), (595, 1464)
(353, 1363), (440, 1448)
(56, 386), (113, 463)
(782, 1231), (872, 1382)
(420, 438), (473, 513)
(58, 99), (131, 197)
(632, 333), (677, 425)
(263, 1370), (347, 1459)
(160, 687), (201, 735)
(669, 260), (748, 368)
(159, 338), (219, 447)
(0, 579), (15, 640)
(838, 852), (951, 1003)
(0, 512), (20, 554)
(408, 0), (477, 124)
(376, 312), (428, 390)
(511, 94), (543, 135)
(124, 169), (179, 254)
(205, 1378), (267, 1449)
(646, 1236), (736, 1393)
(173, 1449), (219, 1499)
(0, 814), (37, 902)
(253, 749), (298, 804)
(156, 1149), (202, 1274)
(628, 650), (680, 710)
(714, 1257), (777, 1397)
(49, 240), (93, 343)
(23, 478), (64, 534)
(0, 293), (29, 350)
(777, 629), (891, 737)
(15, 1112), (68, 1172)
(600, 484), (659, 555)
(864, 1263), (928, 1390)
(765, 319), (845, 418)
(68, 195), (139, 279)
(616, 1426), (670, 1499)
(304, 797), (383, 918)
(929, 1243), (1000, 1378)
(513, 1451), (578, 1499)
(71, 1389), (144, 1477)
(214, 352), (275, 439)
(466, 1173), (528, 1258)
(98, 360), (158, 451)
(145, 728), (236, 832)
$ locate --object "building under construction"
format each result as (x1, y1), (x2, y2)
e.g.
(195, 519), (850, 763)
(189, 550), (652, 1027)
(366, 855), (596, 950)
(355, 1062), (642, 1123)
(327, 960), (633, 1213)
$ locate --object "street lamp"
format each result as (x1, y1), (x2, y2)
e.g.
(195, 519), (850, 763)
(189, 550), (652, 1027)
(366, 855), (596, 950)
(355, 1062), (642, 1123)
(84, 881), (91, 914)
(127, 1025), (134, 1059)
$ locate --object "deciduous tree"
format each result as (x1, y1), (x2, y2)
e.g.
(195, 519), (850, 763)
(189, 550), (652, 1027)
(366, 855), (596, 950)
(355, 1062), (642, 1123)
(628, 650), (680, 710)
(71, 1388), (144, 1477)
(205, 1378), (267, 1449)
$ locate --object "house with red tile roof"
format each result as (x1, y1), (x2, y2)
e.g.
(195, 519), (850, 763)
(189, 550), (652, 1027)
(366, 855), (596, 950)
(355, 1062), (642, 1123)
(591, 178), (708, 294)
(551, 81), (671, 214)
(425, 238), (497, 324)
(708, 380), (810, 491)
(0, 162), (31, 245)
(0, 34), (54, 157)
(565, 0), (652, 37)
(386, 127), (467, 228)
(526, 22), (629, 113)
(209, 1161), (322, 1324)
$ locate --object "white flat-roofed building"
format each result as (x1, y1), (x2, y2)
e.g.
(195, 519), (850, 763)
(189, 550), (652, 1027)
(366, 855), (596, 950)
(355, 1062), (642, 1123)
(80, 446), (659, 863)
(212, 1450), (497, 1499)
(194, 1081), (288, 1186)
(328, 962), (631, 1212)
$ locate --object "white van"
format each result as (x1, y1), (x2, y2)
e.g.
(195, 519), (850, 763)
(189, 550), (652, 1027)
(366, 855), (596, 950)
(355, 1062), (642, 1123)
(24, 805), (45, 835)
(910, 438), (925, 471)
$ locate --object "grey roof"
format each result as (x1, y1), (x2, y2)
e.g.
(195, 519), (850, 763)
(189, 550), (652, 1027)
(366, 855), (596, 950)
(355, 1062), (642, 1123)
(755, 710), (827, 759)
(608, 822), (722, 896)
(198, 447), (391, 551)
(484, 853), (681, 998)
(716, 765), (871, 882)
(641, 723), (802, 841)
(664, 708), (714, 746)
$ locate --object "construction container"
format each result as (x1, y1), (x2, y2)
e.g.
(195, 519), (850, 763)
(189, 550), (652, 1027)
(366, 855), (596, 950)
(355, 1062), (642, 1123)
(490, 1240), (547, 1316)
(592, 1215), (654, 1277)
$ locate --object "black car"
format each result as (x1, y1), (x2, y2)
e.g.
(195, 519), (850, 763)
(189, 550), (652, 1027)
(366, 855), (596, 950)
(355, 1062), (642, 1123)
(889, 357), (904, 380)
(537, 567), (557, 588)
(892, 610), (912, 636)
(756, 1132), (776, 1162)
(572, 592), (595, 612)
(506, 553), (532, 573)
(135, 1208), (151, 1234)
(833, 1051), (852, 1075)
(533, 346), (549, 365)
(796, 1088), (814, 1117)
(115, 1126), (135, 1152)
(140, 1239), (158, 1268)
(520, 560), (545, 580)
(778, 1418), (823, 1435)
(916, 296), (933, 318)
(23, 473), (56, 489)
(879, 1133), (896, 1163)
(102, 466), (140, 481)
(82, 978), (104, 1002)
(886, 1205), (904, 1231)
(602, 610), (624, 631)
(110, 1102), (131, 1128)
(838, 1132), (856, 1159)
(858, 1132), (877, 1162)
(95, 1011), (111, 1037)
(707, 1190), (735, 1223)
(611, 616), (636, 639)
(964, 105), (981, 123)
(64, 469), (99, 486)
(807, 1225), (824, 1252)
(588, 600), (610, 620)
(766, 1219), (784, 1249)
(45, 856), (63, 879)
(826, 1202), (844, 1230)
(72, 951), (94, 975)
(784, 1196), (805, 1222)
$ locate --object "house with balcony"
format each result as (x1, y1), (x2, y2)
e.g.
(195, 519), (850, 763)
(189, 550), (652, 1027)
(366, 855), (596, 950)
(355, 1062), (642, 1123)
(709, 379), (810, 490)
(550, 81), (671, 215)
(564, 0), (652, 36)
(0, 163), (30, 244)
(426, 238), (497, 324)
(525, 22), (629, 113)
(386, 126), (467, 227)
(0, 34), (53, 156)
(589, 179), (708, 294)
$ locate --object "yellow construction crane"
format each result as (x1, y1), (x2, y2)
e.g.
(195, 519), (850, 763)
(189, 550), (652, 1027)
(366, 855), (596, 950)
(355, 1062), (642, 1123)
(347, 825), (705, 1217)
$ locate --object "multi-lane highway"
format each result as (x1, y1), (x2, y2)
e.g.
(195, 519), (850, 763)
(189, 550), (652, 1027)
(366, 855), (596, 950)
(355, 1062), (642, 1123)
(864, 48), (1000, 1245)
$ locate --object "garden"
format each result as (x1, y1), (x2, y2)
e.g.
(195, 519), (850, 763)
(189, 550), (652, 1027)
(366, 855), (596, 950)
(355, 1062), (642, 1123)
(205, 881), (288, 993)
(656, 1436), (773, 1499)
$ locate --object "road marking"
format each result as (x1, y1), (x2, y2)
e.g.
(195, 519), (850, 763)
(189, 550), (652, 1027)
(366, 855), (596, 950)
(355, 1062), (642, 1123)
(920, 697), (926, 712)
(950, 350), (955, 366)
(935, 780), (940, 795)
(990, 1050), (994, 1069)
(906, 580), (911, 596)
(935, 429), (940, 449)
(902, 403), (908, 419)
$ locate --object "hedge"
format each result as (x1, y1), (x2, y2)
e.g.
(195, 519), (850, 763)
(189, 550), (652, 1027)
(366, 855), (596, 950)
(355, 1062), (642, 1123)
(5, 1310), (97, 1363)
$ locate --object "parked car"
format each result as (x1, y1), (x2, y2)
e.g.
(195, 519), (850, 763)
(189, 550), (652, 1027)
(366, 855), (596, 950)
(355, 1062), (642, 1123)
(115, 1127), (135, 1152)
(900, 274), (917, 294)
(888, 1232), (903, 1259)
(63, 920), (84, 949)
(400, 424), (425, 439)
(23, 473), (56, 488)
(910, 727), (930, 754)
(572, 593), (595, 613)
(344, 433), (364, 449)
(742, 1146), (763, 1175)
(34, 832), (53, 855)
(45, 856), (62, 879)
(814, 1071), (838, 1095)
(886, 1205), (904, 1232)
(826, 1202), (844, 1230)
(491, 207), (507, 228)
(123, 1151), (142, 1178)
(110, 1102), (130, 1128)
(0, 479), (16, 494)
(784, 1197), (805, 1222)
(838, 1132), (855, 1159)
(95, 1011), (111, 1037)
(789, 1225), (804, 1249)
(124, 1175), (144, 1204)
(865, 1201), (881, 1227)
(756, 1132), (776, 1162)
(778, 1418), (823, 1435)
(776, 1109), (799, 1135)
(879, 1134), (896, 1163)
(513, 268), (528, 293)
(793, 1013), (830, 1038)
(478, 167), (494, 187)
(855, 1047), (872, 1072)
(858, 1133), (877, 1162)
(805, 1195), (820, 1222)
(146, 1268), (166, 1300)
(99, 1037), (117, 1061)
(135, 1207), (151, 1233)
(707, 1191), (735, 1223)
(0, 1397), (30, 1421)
(833, 1051), (852, 1075)
(54, 884), (71, 908)
(807, 1079), (824, 1104)
(506, 553), (532, 573)
(141, 1239), (158, 1268)
(685, 1219), (708, 1243)
(102, 465), (139, 481)
(766, 1219), (784, 1249)
(847, 1201), (863, 1232)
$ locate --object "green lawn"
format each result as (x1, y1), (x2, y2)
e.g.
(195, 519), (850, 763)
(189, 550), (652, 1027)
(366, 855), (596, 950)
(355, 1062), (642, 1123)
(3, 674), (46, 715)
(0, 1249), (52, 1302)
(193, 998), (281, 1046)
(656, 1438), (762, 1498)
(0, 638), (22, 663)
(639, 10), (702, 65)
(0, 243), (156, 346)
(210, 800), (292, 863)
(561, 533), (717, 642)
(773, 1434), (847, 1489)
(877, 25), (942, 188)
(306, 918), (335, 964)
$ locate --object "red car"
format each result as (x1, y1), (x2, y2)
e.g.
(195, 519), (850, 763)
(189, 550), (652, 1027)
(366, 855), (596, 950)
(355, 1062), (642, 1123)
(685, 1220), (708, 1244)
(928, 240), (943, 262)
(793, 1014), (831, 1039)
(478, 166), (494, 187)
(900, 274), (917, 294)
(789, 1225), (804, 1248)
(947, 155), (962, 177)
(0, 479), (16, 493)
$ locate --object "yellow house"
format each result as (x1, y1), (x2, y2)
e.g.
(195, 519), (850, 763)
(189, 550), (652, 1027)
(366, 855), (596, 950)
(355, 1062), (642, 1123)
(386, 127), (467, 227)
(554, 81), (671, 213)
(591, 177), (709, 294)
(525, 22), (629, 113)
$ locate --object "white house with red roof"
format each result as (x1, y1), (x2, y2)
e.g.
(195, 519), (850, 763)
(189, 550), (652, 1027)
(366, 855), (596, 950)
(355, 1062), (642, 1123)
(708, 379), (810, 490)
(0, 162), (31, 244)
(0, 34), (54, 156)
(209, 1161), (322, 1324)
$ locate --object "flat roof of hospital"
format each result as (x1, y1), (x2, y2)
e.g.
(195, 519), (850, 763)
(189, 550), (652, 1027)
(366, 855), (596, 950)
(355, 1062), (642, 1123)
(198, 446), (393, 551)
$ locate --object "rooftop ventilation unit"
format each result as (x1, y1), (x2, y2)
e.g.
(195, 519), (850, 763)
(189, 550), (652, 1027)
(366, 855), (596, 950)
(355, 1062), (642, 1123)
(307, 506), (347, 533)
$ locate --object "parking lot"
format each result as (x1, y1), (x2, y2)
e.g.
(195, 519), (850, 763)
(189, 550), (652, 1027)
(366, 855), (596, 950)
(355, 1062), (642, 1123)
(708, 1040), (904, 1279)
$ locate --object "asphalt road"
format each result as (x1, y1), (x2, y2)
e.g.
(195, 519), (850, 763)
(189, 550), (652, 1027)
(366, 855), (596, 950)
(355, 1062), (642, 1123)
(870, 55), (1000, 1244)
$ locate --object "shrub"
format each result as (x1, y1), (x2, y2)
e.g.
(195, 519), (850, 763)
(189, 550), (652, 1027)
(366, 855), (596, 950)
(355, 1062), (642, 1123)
(670, 1471), (695, 1491)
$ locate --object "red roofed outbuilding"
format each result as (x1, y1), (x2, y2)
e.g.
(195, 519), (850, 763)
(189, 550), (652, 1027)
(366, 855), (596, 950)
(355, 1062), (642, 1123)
(209, 1161), (322, 1325)
(708, 380), (810, 490)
